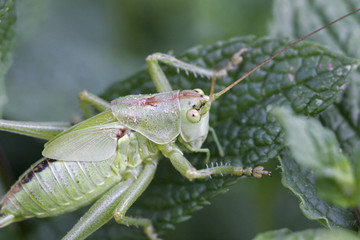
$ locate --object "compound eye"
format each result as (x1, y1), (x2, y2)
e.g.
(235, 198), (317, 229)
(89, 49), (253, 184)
(186, 109), (201, 123)
(193, 88), (204, 95)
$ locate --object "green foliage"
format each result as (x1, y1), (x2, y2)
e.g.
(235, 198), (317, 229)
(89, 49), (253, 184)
(269, 0), (360, 233)
(98, 36), (358, 238)
(273, 108), (359, 210)
(279, 150), (356, 229)
(254, 228), (360, 240)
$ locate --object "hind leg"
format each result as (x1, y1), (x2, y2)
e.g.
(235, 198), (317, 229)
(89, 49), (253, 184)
(62, 159), (159, 240)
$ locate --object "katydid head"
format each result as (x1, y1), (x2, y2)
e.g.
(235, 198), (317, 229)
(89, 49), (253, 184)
(178, 89), (211, 149)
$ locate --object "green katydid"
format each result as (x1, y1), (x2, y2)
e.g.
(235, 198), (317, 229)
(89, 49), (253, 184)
(0, 7), (359, 240)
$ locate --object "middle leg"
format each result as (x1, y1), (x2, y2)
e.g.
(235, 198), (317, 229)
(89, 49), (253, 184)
(78, 90), (111, 119)
(160, 143), (271, 180)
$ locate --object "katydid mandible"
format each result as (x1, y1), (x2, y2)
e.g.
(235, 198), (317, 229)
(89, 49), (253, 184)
(0, 8), (359, 240)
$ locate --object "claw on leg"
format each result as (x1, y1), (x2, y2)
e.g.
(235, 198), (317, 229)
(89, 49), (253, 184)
(226, 48), (249, 72)
(232, 48), (248, 65)
(114, 214), (161, 240)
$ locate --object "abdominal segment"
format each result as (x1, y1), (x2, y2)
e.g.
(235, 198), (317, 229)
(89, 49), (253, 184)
(0, 157), (121, 219)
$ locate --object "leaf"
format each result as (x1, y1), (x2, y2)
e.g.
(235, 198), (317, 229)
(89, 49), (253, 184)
(98, 36), (359, 238)
(273, 107), (357, 208)
(270, 0), (360, 155)
(271, 0), (360, 58)
(280, 151), (357, 229)
(0, 0), (16, 117)
(253, 228), (292, 240)
(253, 228), (360, 240)
(270, 0), (360, 229)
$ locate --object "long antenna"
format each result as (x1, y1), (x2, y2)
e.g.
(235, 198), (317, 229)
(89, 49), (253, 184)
(209, 75), (216, 102)
(214, 8), (360, 100)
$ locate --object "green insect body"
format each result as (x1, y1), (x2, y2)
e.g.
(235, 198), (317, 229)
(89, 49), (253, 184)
(0, 71), (251, 240)
(0, 8), (359, 239)
(0, 87), (212, 225)
(0, 129), (156, 224)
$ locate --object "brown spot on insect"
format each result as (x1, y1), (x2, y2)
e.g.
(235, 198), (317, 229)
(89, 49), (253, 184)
(115, 128), (127, 139)
(0, 184), (21, 205)
(21, 159), (57, 185)
(143, 96), (158, 106)
(129, 115), (137, 123)
(138, 97), (157, 107)
(20, 172), (34, 185)
(1, 158), (59, 204)
(142, 94), (179, 107)
(179, 91), (201, 98)
(33, 162), (45, 173)
(112, 92), (179, 108)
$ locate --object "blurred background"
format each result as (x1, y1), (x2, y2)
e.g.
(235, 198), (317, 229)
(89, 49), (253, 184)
(4, 0), (275, 121)
(0, 0), (321, 239)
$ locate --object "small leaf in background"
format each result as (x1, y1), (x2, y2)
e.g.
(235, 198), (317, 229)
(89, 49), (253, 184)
(253, 228), (292, 240)
(270, 0), (360, 231)
(273, 107), (359, 208)
(253, 228), (360, 240)
(279, 150), (356, 229)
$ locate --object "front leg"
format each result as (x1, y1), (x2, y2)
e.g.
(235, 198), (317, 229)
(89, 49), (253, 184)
(178, 127), (225, 164)
(146, 49), (247, 93)
(159, 143), (270, 180)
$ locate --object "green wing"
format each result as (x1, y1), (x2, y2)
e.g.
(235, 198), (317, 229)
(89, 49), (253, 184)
(111, 91), (181, 144)
(42, 122), (123, 161)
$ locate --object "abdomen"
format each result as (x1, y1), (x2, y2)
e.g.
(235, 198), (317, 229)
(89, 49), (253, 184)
(0, 157), (121, 221)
